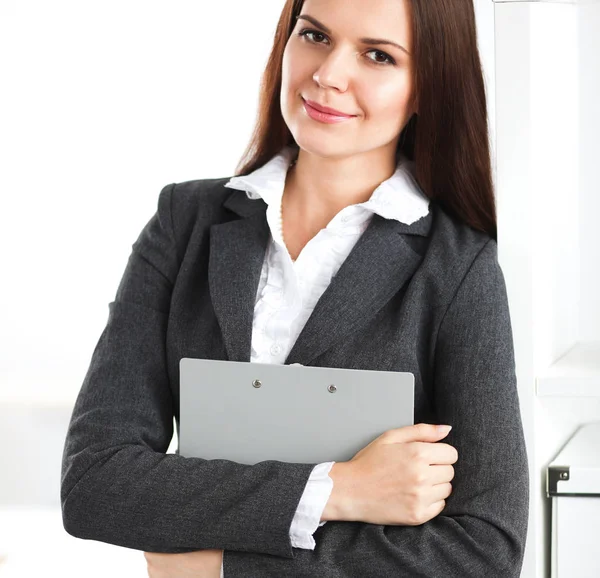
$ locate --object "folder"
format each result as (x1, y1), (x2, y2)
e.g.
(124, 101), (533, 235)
(178, 358), (414, 465)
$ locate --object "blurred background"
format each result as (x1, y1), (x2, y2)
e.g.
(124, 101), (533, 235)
(0, 1), (598, 577)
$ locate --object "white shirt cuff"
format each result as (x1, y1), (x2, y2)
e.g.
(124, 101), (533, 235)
(289, 461), (335, 549)
(220, 557), (224, 578)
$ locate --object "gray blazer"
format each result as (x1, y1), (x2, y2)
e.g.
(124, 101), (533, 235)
(61, 177), (529, 577)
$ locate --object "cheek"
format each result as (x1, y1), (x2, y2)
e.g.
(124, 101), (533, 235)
(361, 77), (413, 122)
(282, 41), (308, 89)
(281, 47), (307, 117)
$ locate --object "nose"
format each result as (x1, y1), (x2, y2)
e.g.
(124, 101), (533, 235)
(312, 49), (356, 92)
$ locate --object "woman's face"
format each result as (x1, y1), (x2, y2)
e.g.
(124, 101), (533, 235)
(281, 0), (415, 162)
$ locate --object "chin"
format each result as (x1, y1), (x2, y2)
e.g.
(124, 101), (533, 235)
(290, 136), (356, 163)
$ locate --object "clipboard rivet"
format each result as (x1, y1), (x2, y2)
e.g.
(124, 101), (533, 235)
(252, 379), (262, 388)
(328, 384), (337, 393)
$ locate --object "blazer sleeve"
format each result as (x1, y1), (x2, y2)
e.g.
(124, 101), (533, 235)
(60, 183), (318, 557)
(221, 239), (530, 578)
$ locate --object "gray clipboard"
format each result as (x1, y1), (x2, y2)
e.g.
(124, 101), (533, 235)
(178, 358), (414, 465)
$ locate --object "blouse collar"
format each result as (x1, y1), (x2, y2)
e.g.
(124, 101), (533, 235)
(224, 145), (430, 226)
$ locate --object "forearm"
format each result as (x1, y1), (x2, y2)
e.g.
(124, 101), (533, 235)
(223, 448), (528, 578)
(62, 444), (317, 556)
(224, 508), (528, 578)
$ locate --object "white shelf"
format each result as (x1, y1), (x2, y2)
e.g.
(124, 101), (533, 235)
(536, 342), (600, 397)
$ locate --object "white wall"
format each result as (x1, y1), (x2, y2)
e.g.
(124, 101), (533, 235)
(0, 1), (283, 404)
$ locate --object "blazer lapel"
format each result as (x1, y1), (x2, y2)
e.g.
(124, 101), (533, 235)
(285, 212), (432, 366)
(209, 187), (433, 365)
(208, 191), (270, 362)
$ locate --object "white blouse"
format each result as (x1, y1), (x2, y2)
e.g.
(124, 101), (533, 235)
(219, 144), (430, 575)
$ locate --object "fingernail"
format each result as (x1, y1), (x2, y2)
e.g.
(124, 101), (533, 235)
(437, 425), (452, 435)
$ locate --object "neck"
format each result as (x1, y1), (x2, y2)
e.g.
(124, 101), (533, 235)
(283, 146), (399, 228)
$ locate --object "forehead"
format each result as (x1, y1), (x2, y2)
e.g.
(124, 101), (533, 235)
(300, 0), (412, 47)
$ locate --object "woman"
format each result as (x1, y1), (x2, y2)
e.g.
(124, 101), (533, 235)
(61, 0), (530, 576)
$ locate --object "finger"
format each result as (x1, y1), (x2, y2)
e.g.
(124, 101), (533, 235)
(424, 499), (447, 521)
(382, 423), (453, 444)
(428, 464), (455, 485)
(407, 498), (447, 526)
(428, 482), (453, 503)
(422, 442), (459, 465)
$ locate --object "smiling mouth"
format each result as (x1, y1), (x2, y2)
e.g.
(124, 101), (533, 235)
(302, 98), (355, 117)
(302, 98), (357, 124)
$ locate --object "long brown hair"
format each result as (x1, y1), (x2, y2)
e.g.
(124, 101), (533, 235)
(234, 0), (496, 240)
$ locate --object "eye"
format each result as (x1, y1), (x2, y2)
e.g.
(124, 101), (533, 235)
(366, 50), (396, 66)
(297, 29), (329, 45)
(297, 29), (396, 67)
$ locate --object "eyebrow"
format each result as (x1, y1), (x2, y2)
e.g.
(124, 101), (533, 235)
(296, 14), (411, 56)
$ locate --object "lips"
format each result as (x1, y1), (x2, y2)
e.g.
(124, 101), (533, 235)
(303, 98), (355, 118)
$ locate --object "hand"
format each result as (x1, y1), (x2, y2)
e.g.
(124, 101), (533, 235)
(144, 549), (223, 578)
(325, 423), (457, 526)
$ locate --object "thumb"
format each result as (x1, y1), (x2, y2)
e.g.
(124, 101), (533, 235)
(385, 423), (452, 444)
